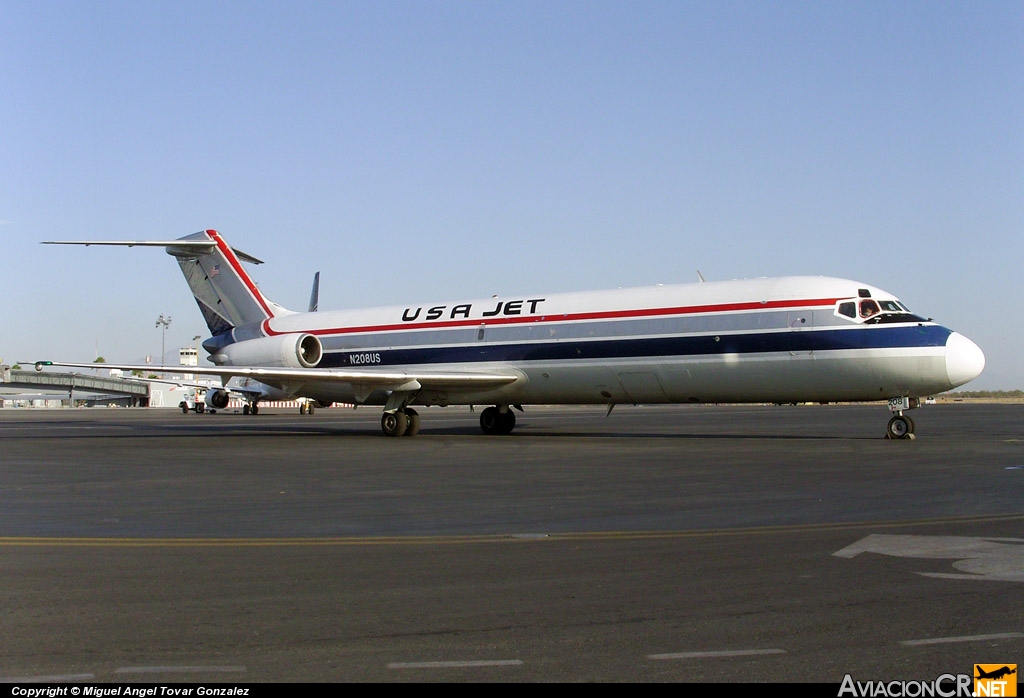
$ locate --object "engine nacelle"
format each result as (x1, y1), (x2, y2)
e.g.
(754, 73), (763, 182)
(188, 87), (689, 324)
(211, 334), (323, 369)
(205, 388), (230, 410)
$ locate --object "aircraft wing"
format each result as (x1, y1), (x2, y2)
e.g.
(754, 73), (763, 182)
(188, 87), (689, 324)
(124, 374), (277, 402)
(33, 361), (520, 393)
(115, 374), (222, 391)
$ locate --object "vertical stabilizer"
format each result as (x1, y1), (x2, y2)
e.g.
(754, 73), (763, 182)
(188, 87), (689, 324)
(168, 230), (290, 335)
(308, 271), (320, 313)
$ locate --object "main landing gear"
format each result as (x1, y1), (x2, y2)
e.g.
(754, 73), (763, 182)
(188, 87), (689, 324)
(479, 405), (516, 435)
(381, 408), (420, 437)
(885, 396), (919, 440)
(377, 404), (518, 437)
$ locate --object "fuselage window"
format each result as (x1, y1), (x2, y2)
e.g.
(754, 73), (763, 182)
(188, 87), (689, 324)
(838, 301), (856, 319)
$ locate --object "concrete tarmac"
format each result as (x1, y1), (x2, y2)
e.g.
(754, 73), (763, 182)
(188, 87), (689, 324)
(1, 403), (1022, 682)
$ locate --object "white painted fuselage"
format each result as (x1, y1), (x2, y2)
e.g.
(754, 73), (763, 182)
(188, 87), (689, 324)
(43, 230), (985, 436)
(212, 274), (983, 408)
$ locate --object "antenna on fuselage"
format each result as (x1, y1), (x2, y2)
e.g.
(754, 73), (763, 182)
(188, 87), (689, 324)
(697, 270), (706, 283)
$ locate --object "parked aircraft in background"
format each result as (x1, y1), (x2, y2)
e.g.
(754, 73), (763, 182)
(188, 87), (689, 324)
(41, 230), (984, 438)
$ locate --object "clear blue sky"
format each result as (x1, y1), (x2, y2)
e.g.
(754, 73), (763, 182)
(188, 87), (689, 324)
(2, 1), (1021, 389)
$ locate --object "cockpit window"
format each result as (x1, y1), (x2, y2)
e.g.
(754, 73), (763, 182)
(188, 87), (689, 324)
(863, 313), (925, 324)
(836, 297), (926, 324)
(859, 299), (880, 318)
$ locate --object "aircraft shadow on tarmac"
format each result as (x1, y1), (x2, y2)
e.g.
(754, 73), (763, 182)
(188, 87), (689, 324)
(23, 416), (879, 440)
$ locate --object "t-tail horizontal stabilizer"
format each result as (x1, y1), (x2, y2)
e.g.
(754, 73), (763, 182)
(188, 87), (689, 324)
(43, 230), (281, 335)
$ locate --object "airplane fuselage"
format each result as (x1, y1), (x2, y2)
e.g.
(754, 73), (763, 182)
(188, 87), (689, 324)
(205, 275), (982, 409)
(43, 230), (985, 437)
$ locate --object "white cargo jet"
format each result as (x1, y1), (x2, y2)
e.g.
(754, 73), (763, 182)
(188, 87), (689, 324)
(41, 229), (984, 438)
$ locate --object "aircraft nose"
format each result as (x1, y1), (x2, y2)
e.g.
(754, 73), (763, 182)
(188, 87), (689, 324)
(945, 332), (985, 387)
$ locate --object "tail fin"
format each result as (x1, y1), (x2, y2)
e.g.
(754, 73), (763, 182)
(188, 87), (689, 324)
(168, 230), (292, 335)
(308, 271), (320, 312)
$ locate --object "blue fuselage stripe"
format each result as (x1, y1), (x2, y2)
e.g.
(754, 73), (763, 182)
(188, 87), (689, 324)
(315, 325), (951, 368)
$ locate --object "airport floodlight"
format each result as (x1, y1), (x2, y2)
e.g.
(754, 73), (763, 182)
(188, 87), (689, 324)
(155, 314), (172, 375)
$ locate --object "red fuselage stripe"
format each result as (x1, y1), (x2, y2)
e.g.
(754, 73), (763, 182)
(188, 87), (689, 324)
(261, 297), (843, 338)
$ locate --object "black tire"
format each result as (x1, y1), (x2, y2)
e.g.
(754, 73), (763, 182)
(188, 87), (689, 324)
(480, 406), (515, 435)
(887, 415), (912, 439)
(381, 411), (408, 437)
(480, 406), (501, 434)
(403, 408), (420, 436)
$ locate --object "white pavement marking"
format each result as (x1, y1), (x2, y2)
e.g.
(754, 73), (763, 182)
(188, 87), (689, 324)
(835, 534), (1024, 583)
(115, 665), (246, 673)
(900, 632), (1024, 646)
(648, 649), (786, 660)
(0, 674), (95, 682)
(388, 660), (524, 669)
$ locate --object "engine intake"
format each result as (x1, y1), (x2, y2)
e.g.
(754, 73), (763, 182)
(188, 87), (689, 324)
(205, 388), (230, 409)
(211, 334), (322, 369)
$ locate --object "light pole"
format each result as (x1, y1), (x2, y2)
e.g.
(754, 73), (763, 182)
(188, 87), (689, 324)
(188, 335), (201, 380)
(155, 314), (172, 377)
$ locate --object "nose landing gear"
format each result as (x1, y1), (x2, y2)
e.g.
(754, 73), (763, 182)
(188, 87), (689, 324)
(885, 397), (919, 440)
(886, 414), (915, 440)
